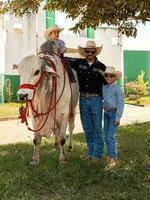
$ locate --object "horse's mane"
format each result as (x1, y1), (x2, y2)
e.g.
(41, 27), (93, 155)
(40, 40), (56, 55)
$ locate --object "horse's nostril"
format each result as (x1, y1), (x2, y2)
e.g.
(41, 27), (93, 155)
(18, 94), (28, 102)
(19, 96), (25, 101)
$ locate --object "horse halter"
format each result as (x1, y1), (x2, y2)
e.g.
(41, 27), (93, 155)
(19, 71), (45, 91)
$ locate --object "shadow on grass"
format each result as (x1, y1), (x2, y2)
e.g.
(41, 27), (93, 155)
(0, 122), (150, 200)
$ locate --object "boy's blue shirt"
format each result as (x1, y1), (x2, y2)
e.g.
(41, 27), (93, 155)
(55, 39), (67, 54)
(102, 82), (124, 121)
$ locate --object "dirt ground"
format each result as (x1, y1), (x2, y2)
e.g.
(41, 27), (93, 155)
(0, 104), (150, 145)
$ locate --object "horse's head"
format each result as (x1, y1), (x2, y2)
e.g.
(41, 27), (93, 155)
(16, 55), (59, 101)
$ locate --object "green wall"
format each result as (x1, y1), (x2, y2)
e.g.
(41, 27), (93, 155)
(124, 50), (150, 95)
(0, 74), (20, 103)
(46, 11), (55, 28)
(45, 0), (55, 28)
(124, 50), (150, 81)
(87, 28), (95, 39)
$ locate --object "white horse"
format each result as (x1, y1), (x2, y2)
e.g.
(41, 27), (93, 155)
(15, 54), (79, 164)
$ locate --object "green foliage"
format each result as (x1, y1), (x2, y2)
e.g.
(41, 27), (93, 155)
(0, 0), (150, 37)
(125, 96), (150, 106)
(5, 79), (13, 103)
(125, 70), (149, 99)
(0, 122), (150, 199)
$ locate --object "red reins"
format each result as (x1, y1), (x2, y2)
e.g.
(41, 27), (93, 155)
(19, 71), (45, 91)
(19, 55), (68, 133)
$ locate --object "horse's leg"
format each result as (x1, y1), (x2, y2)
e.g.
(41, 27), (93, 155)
(57, 118), (68, 163)
(57, 134), (66, 164)
(67, 109), (76, 152)
(54, 134), (59, 148)
(31, 132), (42, 165)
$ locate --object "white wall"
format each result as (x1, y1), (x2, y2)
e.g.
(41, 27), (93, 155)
(0, 11), (122, 76)
(123, 22), (150, 51)
(37, 2), (46, 50)
(0, 32), (5, 74)
(0, 15), (5, 74)
(5, 14), (37, 75)
(95, 27), (122, 70)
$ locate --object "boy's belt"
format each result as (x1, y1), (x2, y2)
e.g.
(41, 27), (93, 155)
(104, 107), (117, 112)
(80, 92), (101, 99)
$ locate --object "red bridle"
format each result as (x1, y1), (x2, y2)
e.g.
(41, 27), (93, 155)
(18, 58), (60, 132)
(19, 71), (45, 91)
(18, 56), (72, 133)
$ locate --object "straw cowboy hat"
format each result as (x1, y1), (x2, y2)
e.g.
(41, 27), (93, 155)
(44, 24), (64, 40)
(78, 40), (103, 57)
(103, 66), (122, 80)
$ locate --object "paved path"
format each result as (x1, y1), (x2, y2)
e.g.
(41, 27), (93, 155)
(0, 104), (149, 145)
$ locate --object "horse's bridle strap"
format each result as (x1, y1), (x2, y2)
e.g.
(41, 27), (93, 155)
(19, 72), (45, 90)
(19, 84), (35, 90)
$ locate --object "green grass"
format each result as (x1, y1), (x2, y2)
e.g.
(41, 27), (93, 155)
(0, 102), (20, 117)
(125, 96), (150, 106)
(0, 122), (150, 200)
(1, 98), (150, 119)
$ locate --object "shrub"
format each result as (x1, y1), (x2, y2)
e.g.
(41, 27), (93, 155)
(125, 70), (149, 99)
(5, 79), (13, 102)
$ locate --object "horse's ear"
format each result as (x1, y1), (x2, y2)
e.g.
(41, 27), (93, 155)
(40, 56), (59, 78)
(45, 65), (60, 78)
(13, 64), (18, 69)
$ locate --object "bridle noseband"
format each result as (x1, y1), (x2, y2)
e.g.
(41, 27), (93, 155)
(19, 71), (45, 92)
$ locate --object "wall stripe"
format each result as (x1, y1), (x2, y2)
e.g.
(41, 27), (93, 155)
(87, 28), (95, 39)
(45, 0), (55, 28)
(46, 11), (55, 28)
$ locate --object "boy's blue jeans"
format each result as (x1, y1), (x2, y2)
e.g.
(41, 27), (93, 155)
(79, 96), (104, 159)
(104, 111), (118, 159)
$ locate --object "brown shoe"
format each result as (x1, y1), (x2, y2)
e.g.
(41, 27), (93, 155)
(106, 156), (111, 164)
(105, 158), (117, 170)
(91, 157), (101, 162)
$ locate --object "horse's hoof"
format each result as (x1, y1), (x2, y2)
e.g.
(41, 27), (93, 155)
(30, 160), (39, 165)
(54, 142), (58, 147)
(59, 159), (67, 164)
(67, 146), (73, 152)
(53, 143), (59, 150)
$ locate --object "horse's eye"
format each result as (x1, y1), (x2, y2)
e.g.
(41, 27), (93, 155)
(34, 70), (40, 76)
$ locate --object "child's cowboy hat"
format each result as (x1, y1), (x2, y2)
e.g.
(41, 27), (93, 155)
(78, 40), (103, 57)
(103, 66), (122, 80)
(44, 24), (64, 40)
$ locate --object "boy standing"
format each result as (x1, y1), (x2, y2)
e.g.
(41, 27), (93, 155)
(102, 66), (124, 170)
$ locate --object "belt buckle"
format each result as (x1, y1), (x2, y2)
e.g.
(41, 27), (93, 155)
(84, 93), (91, 99)
(87, 93), (91, 98)
(82, 93), (94, 99)
(80, 93), (100, 99)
